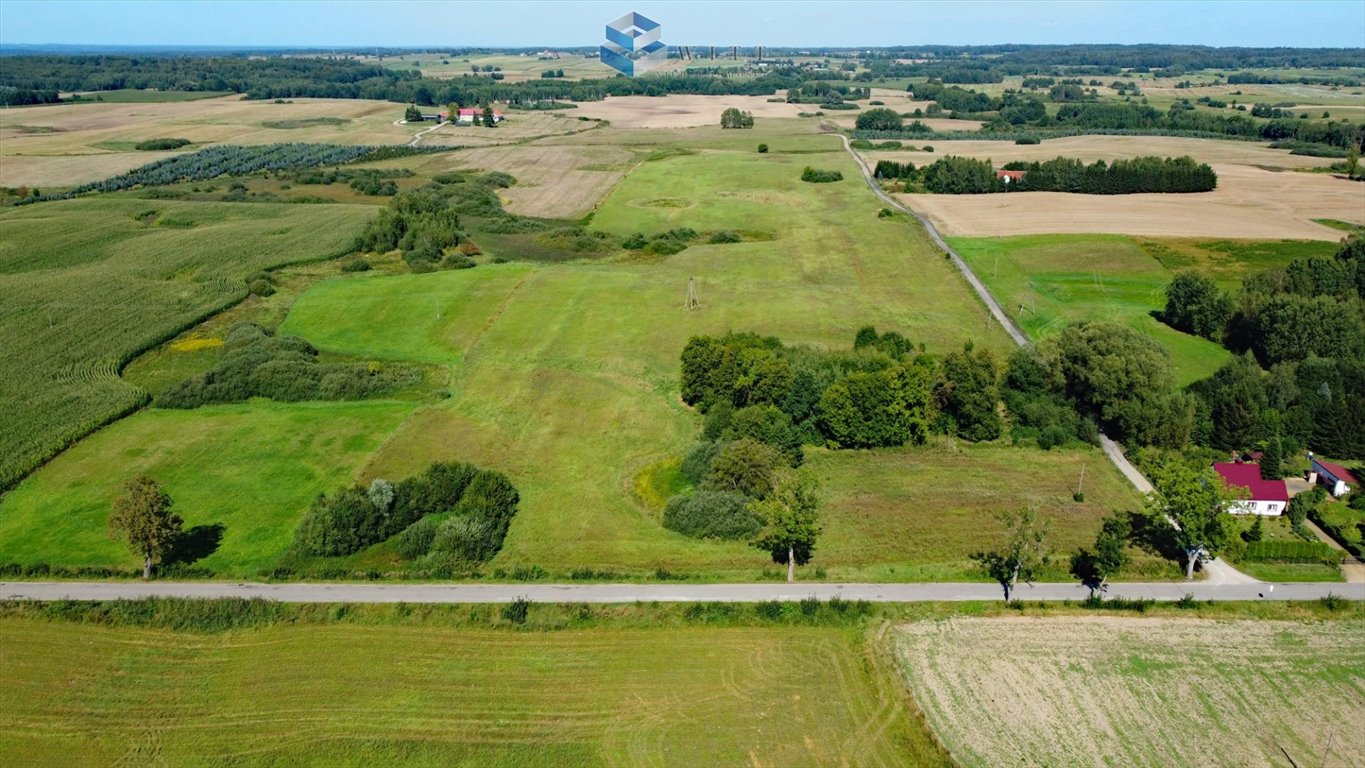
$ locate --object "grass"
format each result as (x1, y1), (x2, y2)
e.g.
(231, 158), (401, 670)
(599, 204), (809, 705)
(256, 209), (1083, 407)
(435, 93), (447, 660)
(0, 617), (929, 767)
(895, 615), (1365, 767)
(0, 401), (414, 574)
(948, 234), (1336, 386)
(0, 198), (378, 490)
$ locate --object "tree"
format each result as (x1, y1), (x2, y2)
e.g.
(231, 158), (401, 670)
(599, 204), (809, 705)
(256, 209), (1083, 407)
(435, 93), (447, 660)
(482, 105), (497, 128)
(1162, 271), (1231, 340)
(1260, 436), (1284, 480)
(720, 107), (754, 128)
(817, 362), (931, 448)
(403, 104), (423, 123)
(1145, 459), (1240, 580)
(1069, 513), (1130, 596)
(972, 508), (1050, 601)
(937, 342), (1002, 441)
(108, 476), (183, 579)
(1347, 143), (1360, 180)
(703, 438), (781, 498)
(1196, 353), (1266, 450)
(757, 143), (769, 153)
(854, 107), (903, 131)
(750, 472), (821, 582)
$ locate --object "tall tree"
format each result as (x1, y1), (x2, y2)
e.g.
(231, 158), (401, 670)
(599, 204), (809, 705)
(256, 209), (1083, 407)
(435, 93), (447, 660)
(1069, 513), (1130, 596)
(482, 105), (497, 128)
(107, 476), (183, 579)
(972, 508), (1050, 601)
(1145, 459), (1240, 580)
(750, 472), (821, 582)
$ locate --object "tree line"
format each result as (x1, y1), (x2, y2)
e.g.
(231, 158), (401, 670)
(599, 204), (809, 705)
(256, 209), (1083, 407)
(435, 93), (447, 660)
(874, 155), (1217, 194)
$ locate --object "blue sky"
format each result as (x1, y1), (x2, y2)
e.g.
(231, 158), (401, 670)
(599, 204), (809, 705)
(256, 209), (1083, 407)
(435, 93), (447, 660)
(2, 1), (1363, 48)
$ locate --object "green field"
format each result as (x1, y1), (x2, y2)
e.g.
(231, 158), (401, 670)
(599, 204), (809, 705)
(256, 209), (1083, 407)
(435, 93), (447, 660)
(897, 616), (1365, 768)
(0, 198), (378, 490)
(0, 617), (929, 767)
(63, 89), (236, 103)
(949, 234), (1337, 386)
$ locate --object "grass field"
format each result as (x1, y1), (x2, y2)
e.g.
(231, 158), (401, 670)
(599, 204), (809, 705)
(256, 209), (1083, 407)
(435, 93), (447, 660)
(0, 198), (378, 490)
(0, 618), (929, 767)
(948, 234), (1339, 385)
(896, 616), (1365, 768)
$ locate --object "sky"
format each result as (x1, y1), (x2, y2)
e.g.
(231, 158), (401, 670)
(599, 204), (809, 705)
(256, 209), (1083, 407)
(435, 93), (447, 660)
(1, 0), (1363, 49)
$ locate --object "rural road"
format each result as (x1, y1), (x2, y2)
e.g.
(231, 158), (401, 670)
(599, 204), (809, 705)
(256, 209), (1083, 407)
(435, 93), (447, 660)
(393, 117), (449, 146)
(838, 134), (1265, 586)
(3, 580), (1360, 603)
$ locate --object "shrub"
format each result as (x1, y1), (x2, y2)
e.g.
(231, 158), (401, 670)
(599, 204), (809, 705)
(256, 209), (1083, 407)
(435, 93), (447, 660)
(394, 516), (441, 559)
(442, 254), (476, 269)
(1015, 135), (1041, 145)
(339, 257), (371, 272)
(663, 491), (763, 540)
(293, 488), (375, 557)
(645, 239), (688, 256)
(248, 278), (275, 297)
(681, 440), (726, 486)
(502, 597), (531, 624)
(430, 516), (496, 561)
(622, 232), (648, 250)
(800, 167), (844, 183)
(134, 137), (191, 151)
(708, 231), (741, 244)
(757, 143), (769, 153)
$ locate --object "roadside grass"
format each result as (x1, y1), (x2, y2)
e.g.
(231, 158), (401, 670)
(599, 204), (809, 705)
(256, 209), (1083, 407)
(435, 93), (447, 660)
(895, 615), (1365, 768)
(0, 617), (930, 768)
(0, 401), (414, 574)
(0, 198), (377, 490)
(948, 234), (1334, 386)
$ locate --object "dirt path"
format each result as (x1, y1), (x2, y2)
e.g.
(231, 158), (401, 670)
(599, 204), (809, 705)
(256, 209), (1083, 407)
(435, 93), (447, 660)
(393, 118), (450, 147)
(1303, 518), (1365, 583)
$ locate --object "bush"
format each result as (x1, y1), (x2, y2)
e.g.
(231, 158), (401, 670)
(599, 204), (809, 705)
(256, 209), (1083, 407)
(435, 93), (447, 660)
(663, 491), (763, 540)
(621, 232), (648, 250)
(430, 516), (497, 562)
(703, 438), (781, 498)
(394, 516), (441, 559)
(800, 167), (844, 183)
(854, 108), (903, 131)
(442, 254), (476, 270)
(134, 137), (191, 151)
(1015, 135), (1041, 145)
(248, 278), (275, 297)
(757, 143), (769, 153)
(1242, 540), (1341, 565)
(339, 257), (371, 272)
(645, 239), (688, 256)
(681, 441), (726, 486)
(708, 230), (741, 244)
(502, 597), (531, 624)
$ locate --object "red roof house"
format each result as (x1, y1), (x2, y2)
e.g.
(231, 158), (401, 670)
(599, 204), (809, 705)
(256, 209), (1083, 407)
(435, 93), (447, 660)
(1213, 462), (1289, 516)
(1311, 457), (1358, 497)
(996, 170), (1027, 184)
(455, 107), (504, 124)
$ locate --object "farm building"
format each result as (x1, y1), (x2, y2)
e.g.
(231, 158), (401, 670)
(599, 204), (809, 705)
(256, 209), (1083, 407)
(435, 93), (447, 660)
(454, 107), (504, 125)
(1212, 462), (1289, 515)
(1310, 456), (1357, 497)
(996, 169), (1027, 184)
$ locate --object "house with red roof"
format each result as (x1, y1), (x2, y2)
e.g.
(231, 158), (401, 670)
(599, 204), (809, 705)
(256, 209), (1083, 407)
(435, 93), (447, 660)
(454, 107), (504, 125)
(996, 169), (1027, 184)
(1212, 462), (1289, 516)
(1310, 456), (1357, 498)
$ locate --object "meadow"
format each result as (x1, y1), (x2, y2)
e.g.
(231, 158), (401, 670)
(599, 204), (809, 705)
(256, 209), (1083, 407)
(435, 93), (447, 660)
(896, 616), (1365, 768)
(0, 198), (378, 490)
(0, 617), (931, 767)
(948, 234), (1339, 385)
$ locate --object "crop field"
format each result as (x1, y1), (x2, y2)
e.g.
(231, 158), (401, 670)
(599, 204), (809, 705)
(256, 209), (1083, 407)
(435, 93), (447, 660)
(899, 162), (1362, 240)
(0, 618), (929, 767)
(871, 134), (1340, 170)
(896, 616), (1365, 768)
(568, 95), (812, 129)
(948, 234), (1339, 385)
(0, 198), (378, 490)
(434, 143), (638, 218)
(365, 51), (619, 81)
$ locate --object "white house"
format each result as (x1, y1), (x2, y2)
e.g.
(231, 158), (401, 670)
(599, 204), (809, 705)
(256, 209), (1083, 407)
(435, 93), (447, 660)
(1213, 462), (1289, 516)
(1311, 457), (1358, 498)
(455, 107), (504, 125)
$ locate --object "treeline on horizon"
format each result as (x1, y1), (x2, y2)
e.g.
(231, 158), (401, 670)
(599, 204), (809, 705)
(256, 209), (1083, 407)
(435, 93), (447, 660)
(874, 155), (1218, 195)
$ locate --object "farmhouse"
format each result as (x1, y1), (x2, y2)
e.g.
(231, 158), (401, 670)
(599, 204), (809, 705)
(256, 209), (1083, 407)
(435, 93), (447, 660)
(1310, 456), (1357, 497)
(1213, 462), (1289, 516)
(455, 107), (504, 125)
(996, 169), (1027, 184)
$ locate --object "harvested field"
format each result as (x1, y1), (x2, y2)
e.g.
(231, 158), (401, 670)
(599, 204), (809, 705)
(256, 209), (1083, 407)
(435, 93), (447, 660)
(0, 152), (183, 188)
(569, 95), (809, 129)
(896, 616), (1365, 768)
(898, 164), (1363, 240)
(441, 143), (637, 218)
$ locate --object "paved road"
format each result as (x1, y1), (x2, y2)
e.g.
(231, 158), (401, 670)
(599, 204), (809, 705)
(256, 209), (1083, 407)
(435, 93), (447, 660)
(838, 135), (1265, 586)
(3, 580), (1361, 604)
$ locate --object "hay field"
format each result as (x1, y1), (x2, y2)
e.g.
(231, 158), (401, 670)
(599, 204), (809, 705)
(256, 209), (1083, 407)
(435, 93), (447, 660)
(899, 164), (1362, 240)
(896, 616), (1365, 768)
(568, 95), (809, 128)
(0, 618), (926, 768)
(438, 143), (637, 218)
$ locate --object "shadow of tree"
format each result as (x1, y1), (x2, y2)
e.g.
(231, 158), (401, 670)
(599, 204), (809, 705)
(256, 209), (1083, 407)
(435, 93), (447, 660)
(164, 523), (225, 566)
(1125, 510), (1182, 562)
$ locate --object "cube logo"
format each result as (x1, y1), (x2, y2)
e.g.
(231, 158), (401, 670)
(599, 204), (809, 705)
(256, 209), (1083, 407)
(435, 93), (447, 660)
(600, 11), (667, 77)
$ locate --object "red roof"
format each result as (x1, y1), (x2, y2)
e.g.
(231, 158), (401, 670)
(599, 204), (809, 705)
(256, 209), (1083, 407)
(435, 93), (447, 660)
(1313, 458), (1358, 485)
(996, 170), (1027, 180)
(1213, 463), (1289, 502)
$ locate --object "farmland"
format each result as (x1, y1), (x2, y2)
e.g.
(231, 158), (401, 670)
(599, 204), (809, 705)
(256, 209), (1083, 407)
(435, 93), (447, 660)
(0, 616), (930, 767)
(895, 616), (1365, 768)
(0, 198), (378, 490)
(948, 234), (1340, 385)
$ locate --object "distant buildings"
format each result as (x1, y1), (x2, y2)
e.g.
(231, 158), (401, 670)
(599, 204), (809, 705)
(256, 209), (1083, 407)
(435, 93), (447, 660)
(453, 108), (504, 125)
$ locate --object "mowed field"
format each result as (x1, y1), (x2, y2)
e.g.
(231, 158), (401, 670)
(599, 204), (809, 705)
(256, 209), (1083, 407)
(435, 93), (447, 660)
(569, 95), (811, 128)
(0, 198), (378, 491)
(896, 616), (1365, 768)
(0, 618), (929, 767)
(948, 234), (1339, 385)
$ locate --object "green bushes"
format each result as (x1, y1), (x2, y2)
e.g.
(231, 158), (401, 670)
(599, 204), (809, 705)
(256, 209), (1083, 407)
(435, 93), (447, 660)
(800, 167), (844, 183)
(157, 323), (419, 408)
(134, 137), (191, 151)
(1162, 272), (1232, 340)
(1241, 540), (1342, 565)
(720, 107), (754, 128)
(293, 461), (518, 562)
(854, 107), (903, 131)
(663, 491), (762, 539)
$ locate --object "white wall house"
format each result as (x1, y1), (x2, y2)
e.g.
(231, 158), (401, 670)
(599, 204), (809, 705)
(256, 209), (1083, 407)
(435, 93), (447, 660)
(1213, 462), (1289, 516)
(1311, 457), (1357, 498)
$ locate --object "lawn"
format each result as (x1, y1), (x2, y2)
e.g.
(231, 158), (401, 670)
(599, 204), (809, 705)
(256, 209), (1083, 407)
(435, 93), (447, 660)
(0, 198), (378, 490)
(896, 616), (1365, 768)
(948, 234), (1335, 386)
(0, 618), (930, 767)
(0, 401), (414, 574)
